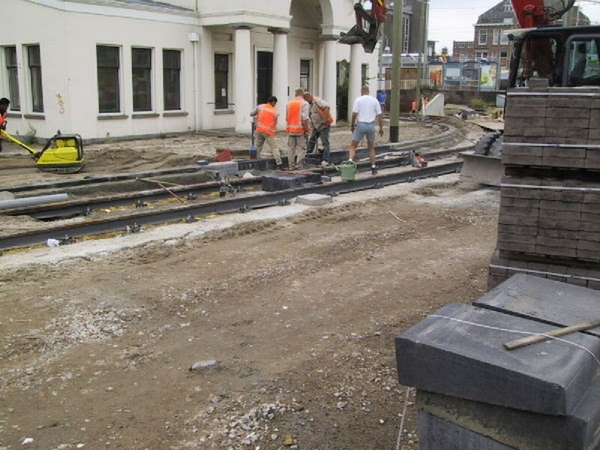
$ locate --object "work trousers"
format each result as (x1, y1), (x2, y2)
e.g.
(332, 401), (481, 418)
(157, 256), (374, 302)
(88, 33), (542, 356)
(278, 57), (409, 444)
(287, 134), (307, 169)
(256, 133), (283, 165)
(308, 126), (331, 162)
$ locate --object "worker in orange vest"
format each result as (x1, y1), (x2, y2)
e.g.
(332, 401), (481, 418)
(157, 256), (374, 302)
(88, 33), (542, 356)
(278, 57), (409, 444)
(0, 98), (10, 153)
(286, 88), (311, 170)
(411, 99), (417, 115)
(250, 96), (284, 169)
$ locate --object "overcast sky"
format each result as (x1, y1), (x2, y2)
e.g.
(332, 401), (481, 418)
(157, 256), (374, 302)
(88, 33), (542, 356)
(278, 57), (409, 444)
(428, 0), (600, 52)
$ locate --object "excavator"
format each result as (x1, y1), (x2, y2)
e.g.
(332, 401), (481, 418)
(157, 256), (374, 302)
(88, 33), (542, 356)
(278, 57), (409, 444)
(339, 0), (388, 53)
(460, 0), (600, 185)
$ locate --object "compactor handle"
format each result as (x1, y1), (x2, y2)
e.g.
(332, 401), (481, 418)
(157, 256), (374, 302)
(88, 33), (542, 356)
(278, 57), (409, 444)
(0, 129), (39, 158)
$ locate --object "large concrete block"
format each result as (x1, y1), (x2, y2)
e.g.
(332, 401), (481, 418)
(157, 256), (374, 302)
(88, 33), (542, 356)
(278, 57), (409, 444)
(417, 411), (516, 450)
(416, 381), (600, 450)
(474, 274), (600, 339)
(201, 161), (240, 179)
(295, 193), (332, 206)
(261, 172), (322, 192)
(395, 303), (600, 415)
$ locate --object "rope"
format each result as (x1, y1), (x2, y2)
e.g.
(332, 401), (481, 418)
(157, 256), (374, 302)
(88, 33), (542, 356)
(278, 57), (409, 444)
(429, 314), (600, 368)
(395, 386), (410, 450)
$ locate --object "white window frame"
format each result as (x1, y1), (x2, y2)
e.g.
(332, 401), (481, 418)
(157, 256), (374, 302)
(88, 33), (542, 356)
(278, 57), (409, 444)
(97, 44), (123, 114)
(131, 46), (154, 113)
(479, 29), (488, 45)
(163, 49), (182, 111)
(300, 59), (312, 92)
(26, 44), (44, 114)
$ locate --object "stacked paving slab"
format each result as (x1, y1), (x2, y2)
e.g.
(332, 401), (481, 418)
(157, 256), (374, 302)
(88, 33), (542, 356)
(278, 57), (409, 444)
(396, 274), (600, 449)
(488, 87), (600, 290)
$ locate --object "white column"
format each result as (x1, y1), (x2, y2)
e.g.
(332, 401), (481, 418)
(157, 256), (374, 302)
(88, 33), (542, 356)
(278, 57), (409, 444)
(322, 37), (337, 125)
(198, 26), (214, 131)
(234, 26), (253, 134)
(348, 43), (363, 122)
(270, 28), (289, 131)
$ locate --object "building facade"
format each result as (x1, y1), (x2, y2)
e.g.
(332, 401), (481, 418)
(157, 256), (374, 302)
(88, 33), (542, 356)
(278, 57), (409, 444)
(471, 0), (590, 69)
(2, 0), (381, 140)
(382, 0), (428, 55)
(452, 41), (475, 61)
(473, 0), (517, 69)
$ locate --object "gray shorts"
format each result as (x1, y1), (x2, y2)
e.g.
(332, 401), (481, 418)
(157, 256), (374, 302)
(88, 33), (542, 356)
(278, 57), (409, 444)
(353, 122), (376, 143)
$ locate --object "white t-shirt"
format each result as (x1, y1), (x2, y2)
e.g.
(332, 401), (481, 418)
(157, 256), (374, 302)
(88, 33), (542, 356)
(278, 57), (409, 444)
(352, 94), (382, 123)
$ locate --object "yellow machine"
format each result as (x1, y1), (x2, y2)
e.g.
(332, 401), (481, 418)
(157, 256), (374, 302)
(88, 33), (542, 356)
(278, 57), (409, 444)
(1, 129), (84, 174)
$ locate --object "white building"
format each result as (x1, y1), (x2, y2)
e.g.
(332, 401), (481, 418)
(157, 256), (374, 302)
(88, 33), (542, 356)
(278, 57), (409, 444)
(2, 0), (381, 141)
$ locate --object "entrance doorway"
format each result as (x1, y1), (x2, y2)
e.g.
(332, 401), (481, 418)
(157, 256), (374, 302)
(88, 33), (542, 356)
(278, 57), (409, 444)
(256, 51), (273, 105)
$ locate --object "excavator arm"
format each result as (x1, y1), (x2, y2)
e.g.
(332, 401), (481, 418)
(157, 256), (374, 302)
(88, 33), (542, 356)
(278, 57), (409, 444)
(339, 0), (388, 53)
(510, 0), (576, 27)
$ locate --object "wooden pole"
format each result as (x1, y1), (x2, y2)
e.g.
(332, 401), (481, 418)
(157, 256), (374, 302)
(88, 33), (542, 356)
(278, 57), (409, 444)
(504, 320), (600, 351)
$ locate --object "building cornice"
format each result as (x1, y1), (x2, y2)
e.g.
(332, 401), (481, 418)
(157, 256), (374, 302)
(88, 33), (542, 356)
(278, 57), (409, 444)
(199, 10), (290, 29)
(475, 23), (516, 27)
(24, 0), (199, 24)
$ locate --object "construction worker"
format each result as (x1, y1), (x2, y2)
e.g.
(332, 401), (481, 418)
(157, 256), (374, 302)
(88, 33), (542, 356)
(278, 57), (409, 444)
(303, 92), (333, 166)
(376, 89), (387, 113)
(286, 88), (311, 170)
(0, 98), (10, 153)
(250, 96), (284, 169)
(411, 100), (418, 115)
(349, 85), (384, 175)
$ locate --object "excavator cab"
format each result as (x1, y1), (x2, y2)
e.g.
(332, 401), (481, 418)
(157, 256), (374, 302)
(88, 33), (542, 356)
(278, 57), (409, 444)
(509, 27), (600, 88)
(339, 1), (388, 54)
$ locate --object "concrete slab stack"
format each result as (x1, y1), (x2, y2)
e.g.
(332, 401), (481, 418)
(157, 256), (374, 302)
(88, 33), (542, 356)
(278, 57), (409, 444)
(395, 274), (600, 449)
(488, 87), (600, 290)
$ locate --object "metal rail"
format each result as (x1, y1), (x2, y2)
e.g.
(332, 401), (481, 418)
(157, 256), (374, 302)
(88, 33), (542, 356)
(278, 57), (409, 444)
(0, 161), (462, 252)
(2, 123), (458, 194)
(3, 147), (469, 220)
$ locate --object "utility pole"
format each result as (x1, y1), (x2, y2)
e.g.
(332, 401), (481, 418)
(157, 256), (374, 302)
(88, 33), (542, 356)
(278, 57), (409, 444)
(378, 23), (386, 91)
(415, 0), (428, 113)
(389, 0), (404, 143)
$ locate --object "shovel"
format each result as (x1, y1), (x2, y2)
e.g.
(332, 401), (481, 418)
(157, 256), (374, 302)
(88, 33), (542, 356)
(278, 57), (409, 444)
(249, 121), (258, 159)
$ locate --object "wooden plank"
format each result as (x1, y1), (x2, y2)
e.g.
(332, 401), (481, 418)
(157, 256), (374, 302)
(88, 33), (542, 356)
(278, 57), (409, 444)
(504, 320), (600, 351)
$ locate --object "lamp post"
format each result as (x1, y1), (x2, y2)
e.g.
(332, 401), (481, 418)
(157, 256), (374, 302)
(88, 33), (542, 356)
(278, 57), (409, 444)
(415, 0), (428, 113)
(389, 0), (404, 143)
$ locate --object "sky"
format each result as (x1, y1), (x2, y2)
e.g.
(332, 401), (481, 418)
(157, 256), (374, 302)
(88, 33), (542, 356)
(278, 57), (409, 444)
(428, 0), (600, 53)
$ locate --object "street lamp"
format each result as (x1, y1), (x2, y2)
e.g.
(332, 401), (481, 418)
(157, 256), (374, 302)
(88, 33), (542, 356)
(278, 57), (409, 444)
(389, 0), (404, 142)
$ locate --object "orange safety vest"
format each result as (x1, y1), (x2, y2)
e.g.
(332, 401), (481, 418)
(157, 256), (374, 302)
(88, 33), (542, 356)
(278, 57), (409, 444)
(0, 112), (6, 137)
(313, 97), (333, 127)
(255, 103), (278, 136)
(286, 97), (305, 134)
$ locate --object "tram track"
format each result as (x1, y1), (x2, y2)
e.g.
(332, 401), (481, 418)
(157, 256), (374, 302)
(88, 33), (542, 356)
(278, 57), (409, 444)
(2, 146), (468, 221)
(0, 159), (463, 252)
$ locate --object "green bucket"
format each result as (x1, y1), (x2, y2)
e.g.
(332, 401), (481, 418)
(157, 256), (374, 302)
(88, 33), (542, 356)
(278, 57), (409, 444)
(337, 160), (357, 181)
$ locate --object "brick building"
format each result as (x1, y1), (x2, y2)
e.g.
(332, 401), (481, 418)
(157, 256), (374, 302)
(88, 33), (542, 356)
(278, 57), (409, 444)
(461, 0), (591, 69)
(473, 0), (517, 69)
(452, 41), (475, 61)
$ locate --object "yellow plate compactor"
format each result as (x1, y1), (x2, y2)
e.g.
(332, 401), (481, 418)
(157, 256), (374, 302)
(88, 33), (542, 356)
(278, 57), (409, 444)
(1, 129), (84, 174)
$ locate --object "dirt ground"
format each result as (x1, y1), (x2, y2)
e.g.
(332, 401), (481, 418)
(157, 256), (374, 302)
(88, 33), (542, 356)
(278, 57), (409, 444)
(0, 119), (499, 450)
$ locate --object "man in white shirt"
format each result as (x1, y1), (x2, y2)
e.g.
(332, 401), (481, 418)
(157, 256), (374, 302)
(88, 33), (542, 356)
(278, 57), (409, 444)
(349, 85), (384, 175)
